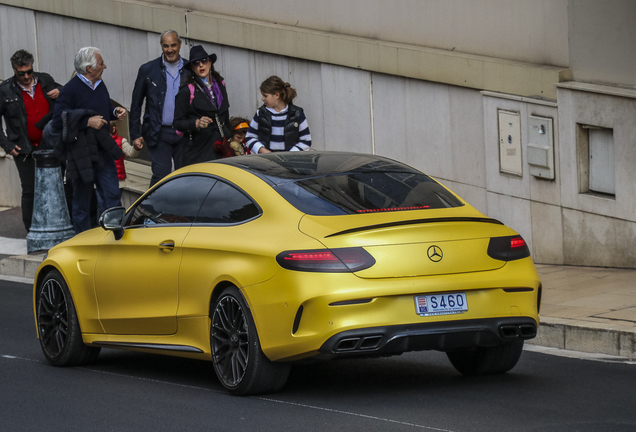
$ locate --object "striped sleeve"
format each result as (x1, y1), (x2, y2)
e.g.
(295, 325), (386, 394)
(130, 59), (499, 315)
(291, 111), (311, 151)
(245, 110), (264, 154)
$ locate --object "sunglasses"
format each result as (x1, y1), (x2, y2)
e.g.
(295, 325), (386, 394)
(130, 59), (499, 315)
(16, 69), (34, 77)
(192, 58), (209, 66)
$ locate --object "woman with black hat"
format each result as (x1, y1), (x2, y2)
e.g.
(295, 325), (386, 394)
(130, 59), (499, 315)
(173, 45), (230, 166)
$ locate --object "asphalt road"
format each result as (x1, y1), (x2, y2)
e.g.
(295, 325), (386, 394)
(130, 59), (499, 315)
(2, 279), (635, 432)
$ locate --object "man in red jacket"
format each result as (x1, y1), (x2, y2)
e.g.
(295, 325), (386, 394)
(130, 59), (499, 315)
(0, 49), (62, 231)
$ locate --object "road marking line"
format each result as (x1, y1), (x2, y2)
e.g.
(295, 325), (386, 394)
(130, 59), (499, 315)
(1, 354), (457, 431)
(256, 396), (456, 431)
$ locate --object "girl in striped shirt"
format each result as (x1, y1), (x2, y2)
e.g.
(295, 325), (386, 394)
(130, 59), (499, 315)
(246, 76), (311, 154)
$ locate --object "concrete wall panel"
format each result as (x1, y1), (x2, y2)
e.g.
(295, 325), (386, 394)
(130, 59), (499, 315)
(320, 64), (372, 153)
(160, 0), (570, 67)
(0, 5), (36, 79)
(287, 59), (325, 151)
(372, 74), (453, 179)
(449, 86), (486, 188)
(562, 208), (636, 267)
(530, 201), (564, 264)
(34, 13), (91, 85)
(569, 0), (636, 88)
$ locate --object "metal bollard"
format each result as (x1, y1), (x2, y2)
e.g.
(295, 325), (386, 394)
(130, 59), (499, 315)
(26, 150), (75, 253)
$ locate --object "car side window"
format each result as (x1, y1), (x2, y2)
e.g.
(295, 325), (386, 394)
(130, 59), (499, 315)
(194, 180), (260, 224)
(127, 176), (217, 226)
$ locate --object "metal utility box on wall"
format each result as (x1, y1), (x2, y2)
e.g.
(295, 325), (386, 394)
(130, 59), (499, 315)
(527, 115), (555, 180)
(498, 110), (522, 176)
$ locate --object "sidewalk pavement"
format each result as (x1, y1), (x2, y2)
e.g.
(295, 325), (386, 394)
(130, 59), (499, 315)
(1, 206), (634, 359)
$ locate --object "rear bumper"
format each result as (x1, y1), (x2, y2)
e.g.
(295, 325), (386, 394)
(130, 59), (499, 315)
(316, 317), (537, 360)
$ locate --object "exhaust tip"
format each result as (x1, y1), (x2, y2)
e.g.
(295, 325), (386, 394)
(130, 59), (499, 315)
(500, 325), (520, 339)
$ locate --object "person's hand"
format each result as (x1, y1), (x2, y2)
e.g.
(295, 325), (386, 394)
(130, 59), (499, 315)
(87, 115), (107, 130)
(133, 138), (144, 150)
(9, 145), (21, 157)
(46, 88), (60, 99)
(196, 116), (213, 129)
(258, 147), (272, 154)
(115, 107), (127, 119)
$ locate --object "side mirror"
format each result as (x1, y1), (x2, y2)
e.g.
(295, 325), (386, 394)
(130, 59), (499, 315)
(99, 206), (126, 240)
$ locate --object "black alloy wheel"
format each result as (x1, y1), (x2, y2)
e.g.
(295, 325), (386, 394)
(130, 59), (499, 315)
(211, 286), (290, 395)
(38, 275), (69, 359)
(36, 270), (100, 366)
(212, 292), (250, 387)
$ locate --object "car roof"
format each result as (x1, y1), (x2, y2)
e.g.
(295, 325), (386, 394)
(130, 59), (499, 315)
(212, 151), (421, 186)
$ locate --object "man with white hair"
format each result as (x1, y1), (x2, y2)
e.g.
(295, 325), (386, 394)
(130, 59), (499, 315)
(52, 46), (126, 233)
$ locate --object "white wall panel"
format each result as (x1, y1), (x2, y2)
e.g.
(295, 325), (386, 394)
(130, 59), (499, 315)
(320, 64), (372, 153)
(115, 28), (151, 109)
(35, 13), (91, 85)
(531, 201), (564, 264)
(90, 22), (126, 106)
(287, 59), (324, 150)
(449, 86), (486, 188)
(160, 0), (570, 67)
(371, 74), (406, 159)
(0, 5), (36, 79)
(373, 74), (452, 179)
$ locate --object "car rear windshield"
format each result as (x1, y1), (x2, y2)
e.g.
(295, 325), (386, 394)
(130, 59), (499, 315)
(275, 171), (464, 216)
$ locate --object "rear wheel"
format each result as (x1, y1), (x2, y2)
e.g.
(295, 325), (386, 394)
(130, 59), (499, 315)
(210, 286), (290, 395)
(446, 341), (524, 375)
(36, 270), (100, 366)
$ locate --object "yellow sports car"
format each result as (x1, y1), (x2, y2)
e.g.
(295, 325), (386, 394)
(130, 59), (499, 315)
(33, 151), (541, 395)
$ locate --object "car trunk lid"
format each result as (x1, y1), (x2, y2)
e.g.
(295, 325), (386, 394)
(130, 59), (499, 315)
(299, 210), (513, 278)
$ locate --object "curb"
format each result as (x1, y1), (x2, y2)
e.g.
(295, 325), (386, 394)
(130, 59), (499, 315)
(0, 253), (45, 281)
(536, 316), (636, 359)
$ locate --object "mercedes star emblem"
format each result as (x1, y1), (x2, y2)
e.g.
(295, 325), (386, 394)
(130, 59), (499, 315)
(427, 245), (443, 262)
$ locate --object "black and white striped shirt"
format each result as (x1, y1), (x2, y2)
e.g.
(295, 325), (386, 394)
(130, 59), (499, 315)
(246, 105), (311, 153)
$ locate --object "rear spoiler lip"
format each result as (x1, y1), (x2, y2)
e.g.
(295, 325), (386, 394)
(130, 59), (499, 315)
(325, 217), (504, 238)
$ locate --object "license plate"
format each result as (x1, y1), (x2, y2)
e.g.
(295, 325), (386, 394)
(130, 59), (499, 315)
(414, 293), (468, 316)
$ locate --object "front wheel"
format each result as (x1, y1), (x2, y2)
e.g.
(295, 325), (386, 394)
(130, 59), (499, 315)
(210, 286), (290, 395)
(36, 269), (100, 366)
(446, 341), (524, 376)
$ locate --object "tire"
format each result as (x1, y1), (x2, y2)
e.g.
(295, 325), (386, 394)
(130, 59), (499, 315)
(210, 286), (291, 396)
(446, 340), (524, 376)
(36, 269), (101, 366)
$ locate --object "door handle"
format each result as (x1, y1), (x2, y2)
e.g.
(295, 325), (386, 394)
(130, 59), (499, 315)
(159, 241), (175, 252)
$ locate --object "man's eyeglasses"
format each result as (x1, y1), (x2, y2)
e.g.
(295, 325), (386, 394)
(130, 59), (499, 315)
(192, 58), (209, 66)
(15, 69), (34, 77)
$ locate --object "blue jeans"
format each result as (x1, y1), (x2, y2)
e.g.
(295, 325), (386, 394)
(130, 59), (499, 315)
(71, 151), (121, 234)
(148, 126), (183, 186)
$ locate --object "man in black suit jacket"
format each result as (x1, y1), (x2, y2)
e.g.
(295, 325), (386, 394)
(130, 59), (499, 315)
(130, 30), (187, 186)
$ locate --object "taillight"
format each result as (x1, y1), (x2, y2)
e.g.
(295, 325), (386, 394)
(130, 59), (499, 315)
(276, 247), (376, 272)
(487, 235), (531, 261)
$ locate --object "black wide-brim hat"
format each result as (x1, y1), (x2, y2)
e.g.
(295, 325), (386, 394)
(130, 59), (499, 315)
(184, 45), (217, 67)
